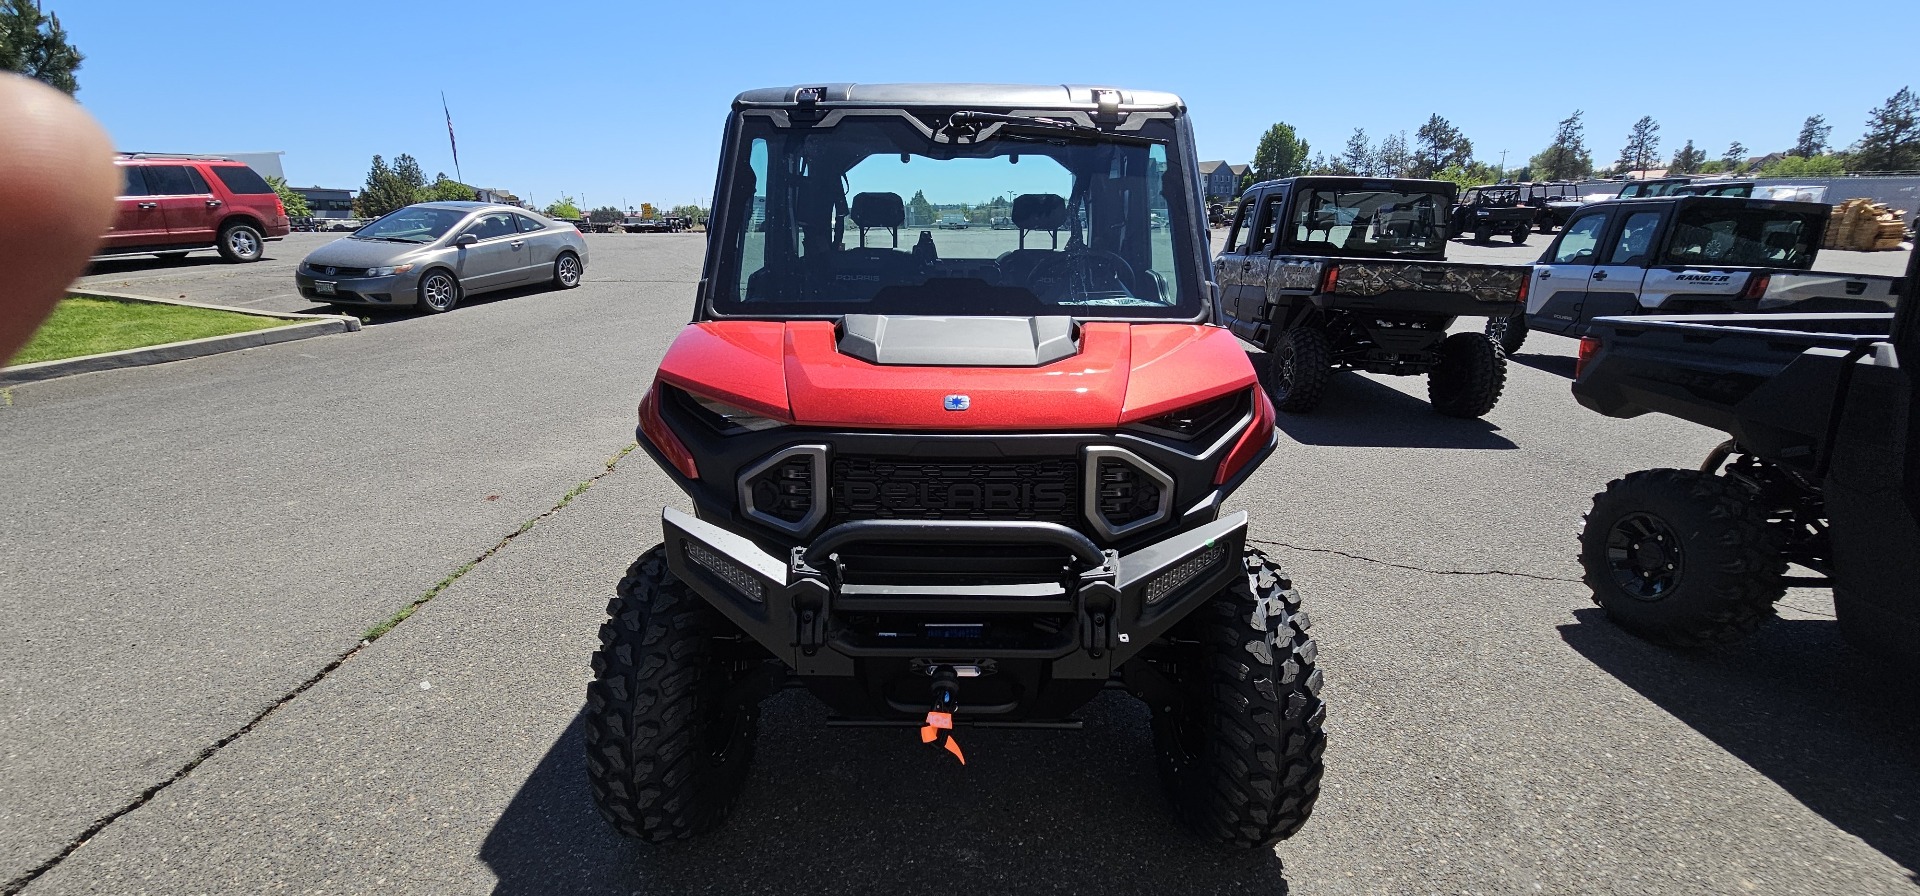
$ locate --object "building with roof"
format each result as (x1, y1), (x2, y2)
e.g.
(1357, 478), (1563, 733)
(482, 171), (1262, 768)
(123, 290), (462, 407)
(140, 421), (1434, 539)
(1199, 161), (1250, 201)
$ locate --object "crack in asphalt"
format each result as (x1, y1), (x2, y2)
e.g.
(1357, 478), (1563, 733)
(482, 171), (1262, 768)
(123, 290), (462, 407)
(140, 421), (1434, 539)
(1249, 538), (1582, 583)
(1, 442), (638, 896)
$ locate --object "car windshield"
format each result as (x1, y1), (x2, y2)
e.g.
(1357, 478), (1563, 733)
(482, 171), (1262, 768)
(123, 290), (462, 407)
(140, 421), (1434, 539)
(354, 206), (467, 243)
(1283, 187), (1447, 255)
(1663, 205), (1823, 269)
(710, 114), (1201, 319)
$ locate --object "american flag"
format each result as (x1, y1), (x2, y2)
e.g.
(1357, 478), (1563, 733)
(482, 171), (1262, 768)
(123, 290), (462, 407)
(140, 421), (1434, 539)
(442, 92), (461, 178)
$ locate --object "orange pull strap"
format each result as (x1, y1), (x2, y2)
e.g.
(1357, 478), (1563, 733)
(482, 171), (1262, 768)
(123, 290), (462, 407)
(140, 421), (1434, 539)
(920, 726), (938, 743)
(943, 736), (966, 765)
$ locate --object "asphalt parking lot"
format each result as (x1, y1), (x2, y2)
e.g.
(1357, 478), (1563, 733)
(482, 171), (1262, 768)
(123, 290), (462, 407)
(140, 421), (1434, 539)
(4, 232), (1917, 895)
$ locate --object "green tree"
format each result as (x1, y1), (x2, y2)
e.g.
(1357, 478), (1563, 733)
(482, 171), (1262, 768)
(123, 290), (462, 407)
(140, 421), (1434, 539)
(587, 206), (623, 223)
(1250, 122), (1310, 182)
(420, 173), (475, 202)
(545, 196), (582, 219)
(1793, 115), (1832, 157)
(1374, 131), (1411, 178)
(1721, 141), (1748, 172)
(1761, 154), (1847, 176)
(670, 204), (707, 225)
(1616, 116), (1661, 174)
(906, 189), (935, 227)
(1413, 114), (1472, 178)
(1532, 110), (1593, 181)
(392, 154), (426, 194)
(1668, 139), (1705, 175)
(0, 0), (83, 95)
(1430, 162), (1499, 191)
(264, 176), (310, 217)
(1851, 86), (1919, 172)
(353, 155), (417, 218)
(1340, 128), (1374, 177)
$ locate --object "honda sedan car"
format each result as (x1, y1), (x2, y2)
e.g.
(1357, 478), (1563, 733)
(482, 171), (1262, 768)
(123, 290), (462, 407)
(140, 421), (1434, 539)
(294, 202), (588, 313)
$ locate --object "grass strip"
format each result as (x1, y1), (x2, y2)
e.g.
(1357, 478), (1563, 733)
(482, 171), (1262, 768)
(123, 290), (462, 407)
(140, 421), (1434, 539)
(9, 297), (285, 365)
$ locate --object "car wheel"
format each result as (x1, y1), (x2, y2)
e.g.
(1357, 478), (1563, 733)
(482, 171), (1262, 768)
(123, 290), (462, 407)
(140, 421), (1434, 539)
(416, 270), (462, 314)
(1427, 331), (1506, 418)
(1485, 312), (1529, 356)
(1578, 469), (1786, 646)
(216, 223), (264, 262)
(553, 251), (583, 289)
(1510, 226), (1529, 246)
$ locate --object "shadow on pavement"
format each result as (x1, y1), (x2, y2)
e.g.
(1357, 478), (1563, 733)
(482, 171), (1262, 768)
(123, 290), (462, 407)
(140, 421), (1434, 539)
(479, 691), (1291, 896)
(333, 282), (572, 326)
(1249, 352), (1517, 450)
(1558, 608), (1920, 883)
(1508, 352), (1577, 380)
(84, 252), (251, 277)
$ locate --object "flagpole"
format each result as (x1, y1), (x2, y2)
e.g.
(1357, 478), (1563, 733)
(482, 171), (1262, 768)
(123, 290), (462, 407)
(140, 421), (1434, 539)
(442, 92), (463, 185)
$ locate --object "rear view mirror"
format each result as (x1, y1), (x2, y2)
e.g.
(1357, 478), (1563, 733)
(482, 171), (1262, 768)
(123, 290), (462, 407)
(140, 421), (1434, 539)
(455, 233), (478, 247)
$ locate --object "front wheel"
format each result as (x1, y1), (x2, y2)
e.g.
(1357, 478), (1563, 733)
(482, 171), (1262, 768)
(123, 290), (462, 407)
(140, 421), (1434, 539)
(1150, 548), (1325, 849)
(1474, 226), (1493, 243)
(1510, 226), (1529, 245)
(415, 270), (461, 314)
(1578, 469), (1786, 646)
(552, 251), (582, 289)
(1485, 312), (1529, 356)
(1427, 331), (1506, 418)
(216, 223), (264, 262)
(1266, 327), (1333, 414)
(586, 548), (766, 842)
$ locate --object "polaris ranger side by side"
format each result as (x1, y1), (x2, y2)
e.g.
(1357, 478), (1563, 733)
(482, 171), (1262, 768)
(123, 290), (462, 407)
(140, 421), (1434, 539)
(1486, 195), (1904, 355)
(1214, 176), (1529, 417)
(590, 84), (1325, 848)
(1449, 184), (1539, 244)
(1568, 244), (1920, 659)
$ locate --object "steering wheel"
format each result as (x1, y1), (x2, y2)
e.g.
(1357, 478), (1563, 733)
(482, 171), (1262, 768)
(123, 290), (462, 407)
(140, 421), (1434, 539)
(1028, 249), (1138, 303)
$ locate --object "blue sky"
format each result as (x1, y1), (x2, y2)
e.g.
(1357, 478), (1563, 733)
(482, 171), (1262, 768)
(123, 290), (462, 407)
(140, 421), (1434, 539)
(52, 0), (1920, 211)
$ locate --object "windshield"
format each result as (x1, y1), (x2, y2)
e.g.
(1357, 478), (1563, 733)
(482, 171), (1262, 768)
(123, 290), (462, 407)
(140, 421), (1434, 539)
(1663, 206), (1823, 269)
(354, 206), (467, 243)
(1283, 187), (1447, 255)
(711, 114), (1200, 319)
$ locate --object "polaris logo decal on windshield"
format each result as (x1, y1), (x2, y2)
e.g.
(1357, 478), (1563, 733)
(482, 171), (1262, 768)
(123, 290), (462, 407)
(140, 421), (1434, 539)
(944, 395), (970, 411)
(1674, 273), (1732, 283)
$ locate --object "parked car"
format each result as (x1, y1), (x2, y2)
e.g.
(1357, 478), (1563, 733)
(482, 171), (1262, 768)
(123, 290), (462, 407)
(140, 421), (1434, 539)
(293, 202), (587, 314)
(1485, 195), (1903, 354)
(100, 153), (292, 263)
(936, 213), (970, 229)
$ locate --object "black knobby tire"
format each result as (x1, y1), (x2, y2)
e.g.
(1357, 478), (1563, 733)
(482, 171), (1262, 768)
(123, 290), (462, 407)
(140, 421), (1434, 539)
(416, 269), (461, 314)
(1485, 312), (1529, 356)
(1267, 327), (1333, 414)
(585, 547), (762, 842)
(1426, 331), (1506, 418)
(1510, 226), (1529, 245)
(553, 251), (583, 289)
(216, 222), (264, 262)
(1578, 469), (1787, 646)
(1152, 547), (1325, 849)
(1474, 225), (1493, 243)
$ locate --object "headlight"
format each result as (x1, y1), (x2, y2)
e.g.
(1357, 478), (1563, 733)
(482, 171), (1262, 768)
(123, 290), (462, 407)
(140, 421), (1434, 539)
(1127, 390), (1246, 441)
(367, 264), (414, 277)
(687, 391), (786, 433)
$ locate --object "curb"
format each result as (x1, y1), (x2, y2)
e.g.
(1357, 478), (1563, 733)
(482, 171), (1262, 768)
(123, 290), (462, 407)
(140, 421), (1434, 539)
(1, 290), (362, 386)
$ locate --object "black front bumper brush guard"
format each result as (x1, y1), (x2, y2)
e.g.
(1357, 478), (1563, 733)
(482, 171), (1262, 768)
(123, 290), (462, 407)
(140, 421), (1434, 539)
(660, 507), (1248, 678)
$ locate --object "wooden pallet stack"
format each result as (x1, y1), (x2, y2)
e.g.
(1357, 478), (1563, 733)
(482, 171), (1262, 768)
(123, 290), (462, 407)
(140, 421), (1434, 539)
(1824, 198), (1910, 251)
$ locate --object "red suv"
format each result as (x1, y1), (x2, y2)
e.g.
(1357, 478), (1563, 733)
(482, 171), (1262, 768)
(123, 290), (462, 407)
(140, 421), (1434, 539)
(102, 154), (291, 263)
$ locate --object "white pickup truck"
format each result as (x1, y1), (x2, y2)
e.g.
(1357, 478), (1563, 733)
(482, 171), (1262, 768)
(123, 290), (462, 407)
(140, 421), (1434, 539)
(1488, 195), (1905, 354)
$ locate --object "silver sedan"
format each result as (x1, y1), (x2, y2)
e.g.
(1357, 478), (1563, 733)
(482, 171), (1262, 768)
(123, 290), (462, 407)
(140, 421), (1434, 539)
(294, 202), (588, 313)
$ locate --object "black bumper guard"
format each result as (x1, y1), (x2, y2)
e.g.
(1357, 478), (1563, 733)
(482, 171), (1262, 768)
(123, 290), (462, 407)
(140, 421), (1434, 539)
(660, 507), (1249, 678)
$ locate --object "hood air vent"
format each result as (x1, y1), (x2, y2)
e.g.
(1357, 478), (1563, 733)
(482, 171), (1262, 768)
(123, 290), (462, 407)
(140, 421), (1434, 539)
(838, 315), (1078, 367)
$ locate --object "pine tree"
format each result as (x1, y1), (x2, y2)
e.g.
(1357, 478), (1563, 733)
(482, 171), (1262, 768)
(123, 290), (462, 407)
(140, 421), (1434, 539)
(1852, 87), (1919, 172)
(0, 0), (83, 95)
(1534, 110), (1593, 181)
(1669, 140), (1704, 174)
(1413, 114), (1472, 178)
(1616, 116), (1661, 174)
(1375, 131), (1411, 178)
(1722, 141), (1748, 171)
(1340, 128), (1375, 177)
(1793, 115), (1832, 157)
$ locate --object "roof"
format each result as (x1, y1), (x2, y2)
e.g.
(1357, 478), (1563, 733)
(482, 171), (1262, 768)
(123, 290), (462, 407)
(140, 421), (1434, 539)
(1248, 175), (1455, 193)
(1199, 160), (1227, 175)
(731, 83), (1185, 113)
(1228, 164), (1250, 176)
(415, 201), (495, 210)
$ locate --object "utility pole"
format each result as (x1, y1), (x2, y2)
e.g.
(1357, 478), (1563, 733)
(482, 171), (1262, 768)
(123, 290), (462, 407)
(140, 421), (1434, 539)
(1498, 149), (1509, 181)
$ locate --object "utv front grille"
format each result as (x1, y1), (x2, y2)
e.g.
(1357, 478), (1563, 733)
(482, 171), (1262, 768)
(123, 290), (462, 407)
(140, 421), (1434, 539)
(829, 455), (1081, 528)
(739, 445), (827, 534)
(1084, 447), (1174, 540)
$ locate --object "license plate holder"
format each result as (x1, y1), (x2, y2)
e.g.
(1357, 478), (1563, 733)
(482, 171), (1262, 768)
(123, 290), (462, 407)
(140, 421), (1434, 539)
(315, 281), (337, 296)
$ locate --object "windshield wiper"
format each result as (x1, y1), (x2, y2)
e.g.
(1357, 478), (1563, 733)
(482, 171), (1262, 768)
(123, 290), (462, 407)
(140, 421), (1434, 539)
(942, 110), (1150, 145)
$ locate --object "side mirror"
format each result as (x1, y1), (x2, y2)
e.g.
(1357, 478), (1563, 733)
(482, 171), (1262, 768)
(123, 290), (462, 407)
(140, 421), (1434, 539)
(455, 233), (478, 247)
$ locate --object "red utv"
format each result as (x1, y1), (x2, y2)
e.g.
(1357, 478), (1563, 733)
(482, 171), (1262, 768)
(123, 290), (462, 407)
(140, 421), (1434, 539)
(588, 84), (1325, 848)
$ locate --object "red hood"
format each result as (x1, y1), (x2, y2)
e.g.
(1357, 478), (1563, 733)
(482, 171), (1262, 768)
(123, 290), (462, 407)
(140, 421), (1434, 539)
(654, 320), (1256, 431)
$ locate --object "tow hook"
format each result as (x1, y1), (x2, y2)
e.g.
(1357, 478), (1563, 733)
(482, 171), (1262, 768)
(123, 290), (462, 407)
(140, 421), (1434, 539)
(920, 665), (967, 764)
